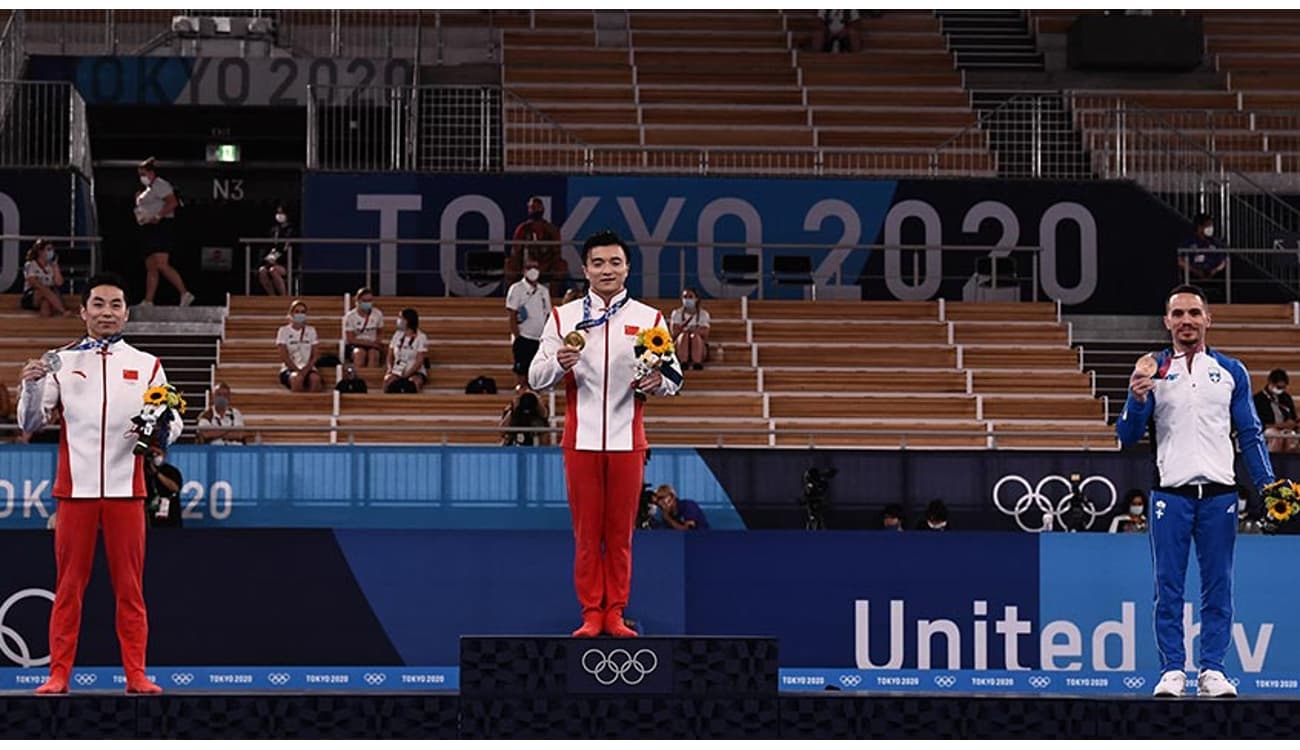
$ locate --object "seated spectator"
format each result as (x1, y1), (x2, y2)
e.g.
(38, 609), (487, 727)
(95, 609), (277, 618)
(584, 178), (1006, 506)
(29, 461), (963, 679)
(276, 299), (323, 392)
(881, 503), (905, 531)
(335, 362), (369, 393)
(195, 382), (246, 445)
(813, 10), (862, 53)
(343, 287), (385, 368)
(651, 484), (709, 530)
(1178, 212), (1226, 299)
(258, 203), (295, 297)
(500, 386), (551, 446)
(1108, 489), (1149, 533)
(670, 287), (710, 371)
(915, 498), (949, 531)
(21, 239), (70, 317)
(384, 307), (428, 394)
(1254, 368), (1299, 453)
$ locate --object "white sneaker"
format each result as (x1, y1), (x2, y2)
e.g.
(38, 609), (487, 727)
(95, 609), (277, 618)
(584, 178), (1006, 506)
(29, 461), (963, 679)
(179, 292), (195, 307)
(1197, 669), (1238, 698)
(1152, 670), (1186, 697)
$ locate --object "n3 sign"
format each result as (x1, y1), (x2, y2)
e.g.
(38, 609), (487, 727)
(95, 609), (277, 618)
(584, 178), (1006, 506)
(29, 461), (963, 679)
(883, 199), (1098, 305)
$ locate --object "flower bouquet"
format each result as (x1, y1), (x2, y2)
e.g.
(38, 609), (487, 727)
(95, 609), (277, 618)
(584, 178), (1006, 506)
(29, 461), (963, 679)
(1260, 478), (1300, 534)
(632, 326), (675, 401)
(130, 384), (187, 456)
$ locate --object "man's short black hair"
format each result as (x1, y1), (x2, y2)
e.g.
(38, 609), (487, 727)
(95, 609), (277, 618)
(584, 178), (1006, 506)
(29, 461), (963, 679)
(1193, 212), (1212, 226)
(883, 503), (903, 519)
(1166, 283), (1207, 310)
(82, 272), (129, 306)
(581, 229), (630, 264)
(1269, 368), (1289, 385)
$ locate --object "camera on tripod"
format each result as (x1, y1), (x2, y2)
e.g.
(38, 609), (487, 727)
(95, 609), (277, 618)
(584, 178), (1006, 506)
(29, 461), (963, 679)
(1058, 472), (1096, 532)
(799, 467), (837, 530)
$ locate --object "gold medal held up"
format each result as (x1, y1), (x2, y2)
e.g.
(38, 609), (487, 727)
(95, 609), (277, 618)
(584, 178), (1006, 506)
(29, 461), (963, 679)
(1134, 353), (1158, 378)
(563, 331), (586, 351)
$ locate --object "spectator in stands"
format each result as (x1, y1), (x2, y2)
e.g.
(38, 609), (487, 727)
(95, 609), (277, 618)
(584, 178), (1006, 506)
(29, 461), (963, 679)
(500, 385), (551, 446)
(135, 157), (193, 308)
(670, 287), (710, 371)
(343, 286), (385, 368)
(276, 299), (323, 392)
(1238, 487), (1262, 535)
(1254, 368), (1299, 453)
(881, 503), (905, 531)
(561, 286), (585, 306)
(813, 10), (862, 53)
(915, 498), (949, 530)
(257, 203), (296, 297)
(506, 257), (552, 389)
(507, 196), (566, 295)
(651, 483), (710, 530)
(21, 239), (70, 317)
(335, 362), (369, 394)
(1178, 212), (1227, 299)
(384, 307), (428, 394)
(1109, 489), (1149, 533)
(195, 382), (246, 445)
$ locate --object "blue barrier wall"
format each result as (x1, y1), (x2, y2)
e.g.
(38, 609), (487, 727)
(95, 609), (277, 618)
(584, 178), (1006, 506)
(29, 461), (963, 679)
(0, 530), (1296, 696)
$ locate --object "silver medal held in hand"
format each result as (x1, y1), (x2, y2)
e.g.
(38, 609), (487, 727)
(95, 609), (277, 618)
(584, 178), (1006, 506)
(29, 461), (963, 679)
(40, 351), (62, 374)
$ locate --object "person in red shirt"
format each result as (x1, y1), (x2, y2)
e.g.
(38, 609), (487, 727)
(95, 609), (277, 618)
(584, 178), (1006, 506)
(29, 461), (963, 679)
(506, 196), (567, 295)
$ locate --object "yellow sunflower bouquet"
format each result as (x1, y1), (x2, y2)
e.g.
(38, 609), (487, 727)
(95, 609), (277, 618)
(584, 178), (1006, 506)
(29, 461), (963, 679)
(132, 384), (187, 456)
(1260, 478), (1300, 533)
(632, 326), (676, 400)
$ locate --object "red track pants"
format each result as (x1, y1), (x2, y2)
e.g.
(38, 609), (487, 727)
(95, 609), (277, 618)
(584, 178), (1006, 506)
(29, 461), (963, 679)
(564, 449), (645, 616)
(48, 498), (149, 681)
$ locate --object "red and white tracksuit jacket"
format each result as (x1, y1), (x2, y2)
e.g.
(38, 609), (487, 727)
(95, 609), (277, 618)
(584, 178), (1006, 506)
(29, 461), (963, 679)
(16, 337), (181, 684)
(529, 290), (683, 619)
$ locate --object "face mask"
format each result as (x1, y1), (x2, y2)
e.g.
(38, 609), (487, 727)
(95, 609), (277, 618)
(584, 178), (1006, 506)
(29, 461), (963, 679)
(139, 175), (151, 187)
(275, 212), (287, 224)
(524, 268), (540, 282)
(529, 210), (544, 221)
(152, 455), (165, 467)
(1203, 225), (1214, 238)
(1238, 499), (1247, 513)
(358, 301), (372, 312)
(928, 520), (946, 530)
(1130, 505), (1144, 516)
(292, 313), (306, 324)
(682, 298), (697, 310)
(1270, 385), (1285, 396)
(45, 249), (55, 262)
(214, 396), (229, 410)
(396, 319), (407, 331)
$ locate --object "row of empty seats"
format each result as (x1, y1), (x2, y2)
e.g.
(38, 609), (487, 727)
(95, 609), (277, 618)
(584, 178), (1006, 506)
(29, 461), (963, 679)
(504, 10), (995, 176)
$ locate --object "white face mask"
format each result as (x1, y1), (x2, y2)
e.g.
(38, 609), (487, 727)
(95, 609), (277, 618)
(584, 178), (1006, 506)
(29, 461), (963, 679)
(152, 455), (165, 467)
(139, 175), (151, 187)
(292, 313), (306, 324)
(928, 520), (946, 530)
(524, 268), (540, 282)
(275, 212), (287, 224)
(396, 319), (407, 331)
(682, 298), (697, 310)
(1270, 385), (1286, 396)
(1203, 225), (1215, 238)
(1130, 505), (1144, 516)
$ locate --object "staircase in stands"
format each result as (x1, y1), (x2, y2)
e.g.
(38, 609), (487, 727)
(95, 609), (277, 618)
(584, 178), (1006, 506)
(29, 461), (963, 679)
(937, 10), (1044, 71)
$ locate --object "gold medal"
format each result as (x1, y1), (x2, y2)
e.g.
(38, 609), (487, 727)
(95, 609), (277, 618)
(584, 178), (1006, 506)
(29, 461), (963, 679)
(563, 331), (586, 351)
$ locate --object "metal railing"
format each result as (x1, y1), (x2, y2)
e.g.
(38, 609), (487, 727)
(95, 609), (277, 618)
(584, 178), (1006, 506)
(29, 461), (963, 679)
(308, 84), (502, 172)
(0, 81), (91, 174)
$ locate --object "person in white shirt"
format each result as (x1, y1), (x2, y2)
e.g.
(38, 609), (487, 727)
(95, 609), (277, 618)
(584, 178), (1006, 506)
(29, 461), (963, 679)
(196, 382), (246, 445)
(17, 272), (179, 695)
(506, 256), (552, 389)
(275, 299), (322, 392)
(384, 307), (428, 393)
(134, 157), (193, 308)
(343, 287), (385, 369)
(669, 287), (711, 371)
(529, 230), (683, 638)
(21, 239), (70, 317)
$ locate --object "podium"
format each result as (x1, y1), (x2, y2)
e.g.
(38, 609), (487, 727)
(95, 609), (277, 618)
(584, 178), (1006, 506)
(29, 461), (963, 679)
(459, 636), (779, 739)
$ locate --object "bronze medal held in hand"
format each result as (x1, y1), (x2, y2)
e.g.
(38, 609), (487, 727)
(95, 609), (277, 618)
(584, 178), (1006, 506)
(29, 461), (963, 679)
(563, 331), (586, 351)
(1134, 353), (1158, 378)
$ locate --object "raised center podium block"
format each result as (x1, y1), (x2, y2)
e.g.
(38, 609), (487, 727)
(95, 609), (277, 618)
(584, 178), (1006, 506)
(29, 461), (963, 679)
(459, 636), (779, 739)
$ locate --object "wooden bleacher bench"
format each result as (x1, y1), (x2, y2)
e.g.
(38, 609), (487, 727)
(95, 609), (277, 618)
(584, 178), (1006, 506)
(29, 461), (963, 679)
(762, 368), (968, 394)
(981, 395), (1105, 421)
(971, 370), (1092, 395)
(945, 301), (1057, 322)
(772, 419), (988, 448)
(758, 344), (957, 369)
(952, 322), (1069, 346)
(769, 393), (978, 420)
(989, 421), (1119, 450)
(752, 320), (948, 345)
(961, 346), (1080, 370)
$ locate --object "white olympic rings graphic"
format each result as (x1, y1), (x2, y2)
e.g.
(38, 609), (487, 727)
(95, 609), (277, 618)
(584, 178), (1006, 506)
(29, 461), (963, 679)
(364, 673), (386, 686)
(171, 673), (195, 686)
(1123, 676), (1146, 690)
(267, 672), (291, 686)
(993, 474), (1118, 532)
(839, 674), (862, 687)
(581, 648), (659, 686)
(934, 675), (957, 688)
(0, 588), (56, 668)
(1028, 675), (1051, 689)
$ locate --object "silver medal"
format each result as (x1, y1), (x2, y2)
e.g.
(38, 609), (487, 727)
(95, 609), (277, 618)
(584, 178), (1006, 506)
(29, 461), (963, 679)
(41, 351), (62, 373)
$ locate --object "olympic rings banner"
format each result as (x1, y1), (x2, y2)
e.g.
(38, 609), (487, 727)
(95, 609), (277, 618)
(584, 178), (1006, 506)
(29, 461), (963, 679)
(0, 530), (1299, 696)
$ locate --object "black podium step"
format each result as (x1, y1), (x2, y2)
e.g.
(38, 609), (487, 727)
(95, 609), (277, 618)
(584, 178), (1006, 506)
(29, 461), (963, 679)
(459, 636), (778, 738)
